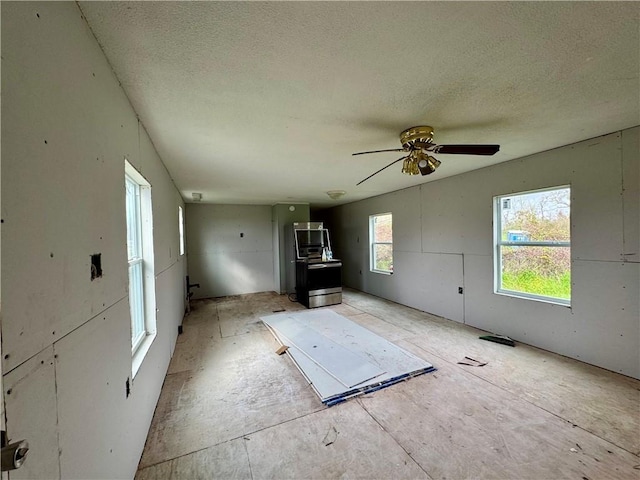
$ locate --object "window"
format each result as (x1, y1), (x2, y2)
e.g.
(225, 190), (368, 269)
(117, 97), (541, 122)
(494, 186), (571, 305)
(126, 175), (145, 351)
(125, 161), (156, 376)
(370, 213), (393, 273)
(178, 205), (185, 256)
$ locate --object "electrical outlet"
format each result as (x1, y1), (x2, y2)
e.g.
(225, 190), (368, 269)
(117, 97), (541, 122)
(458, 287), (464, 294)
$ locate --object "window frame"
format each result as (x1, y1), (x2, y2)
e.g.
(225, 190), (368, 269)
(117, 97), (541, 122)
(126, 175), (146, 353)
(369, 212), (393, 275)
(125, 161), (157, 377)
(178, 205), (185, 256)
(493, 185), (571, 306)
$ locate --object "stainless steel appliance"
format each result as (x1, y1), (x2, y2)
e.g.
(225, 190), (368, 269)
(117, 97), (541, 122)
(296, 260), (342, 308)
(293, 222), (342, 308)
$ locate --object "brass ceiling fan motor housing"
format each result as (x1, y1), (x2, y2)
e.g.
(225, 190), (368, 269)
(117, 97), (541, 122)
(399, 126), (434, 150)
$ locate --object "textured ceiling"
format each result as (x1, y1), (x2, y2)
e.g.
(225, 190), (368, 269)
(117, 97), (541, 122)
(79, 2), (639, 207)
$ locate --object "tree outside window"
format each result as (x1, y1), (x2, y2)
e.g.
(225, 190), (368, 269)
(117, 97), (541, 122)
(495, 186), (571, 304)
(370, 213), (393, 273)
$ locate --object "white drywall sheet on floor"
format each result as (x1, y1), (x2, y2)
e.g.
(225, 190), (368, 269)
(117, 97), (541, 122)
(266, 316), (385, 388)
(262, 310), (435, 405)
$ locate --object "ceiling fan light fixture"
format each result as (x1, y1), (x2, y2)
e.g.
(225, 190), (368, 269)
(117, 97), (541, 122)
(326, 190), (346, 200)
(418, 155), (441, 176)
(401, 157), (411, 174)
(401, 153), (420, 175)
(411, 159), (420, 175)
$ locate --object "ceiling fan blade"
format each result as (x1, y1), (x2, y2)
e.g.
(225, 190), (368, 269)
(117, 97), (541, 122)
(435, 144), (500, 155)
(356, 156), (407, 186)
(352, 148), (405, 156)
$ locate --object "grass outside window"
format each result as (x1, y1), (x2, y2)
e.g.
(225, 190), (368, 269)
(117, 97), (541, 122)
(495, 186), (571, 305)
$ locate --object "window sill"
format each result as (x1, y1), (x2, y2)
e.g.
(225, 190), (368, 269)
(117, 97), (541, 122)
(371, 270), (393, 276)
(495, 290), (571, 307)
(132, 332), (157, 379)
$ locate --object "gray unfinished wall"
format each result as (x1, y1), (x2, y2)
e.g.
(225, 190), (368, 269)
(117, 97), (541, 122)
(272, 203), (310, 294)
(2, 3), (187, 478)
(326, 128), (640, 379)
(186, 204), (274, 298)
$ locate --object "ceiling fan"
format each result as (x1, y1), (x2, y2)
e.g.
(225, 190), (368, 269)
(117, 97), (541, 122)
(353, 126), (500, 185)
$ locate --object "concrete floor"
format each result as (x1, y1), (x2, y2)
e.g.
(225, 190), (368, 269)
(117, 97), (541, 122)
(135, 289), (640, 479)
